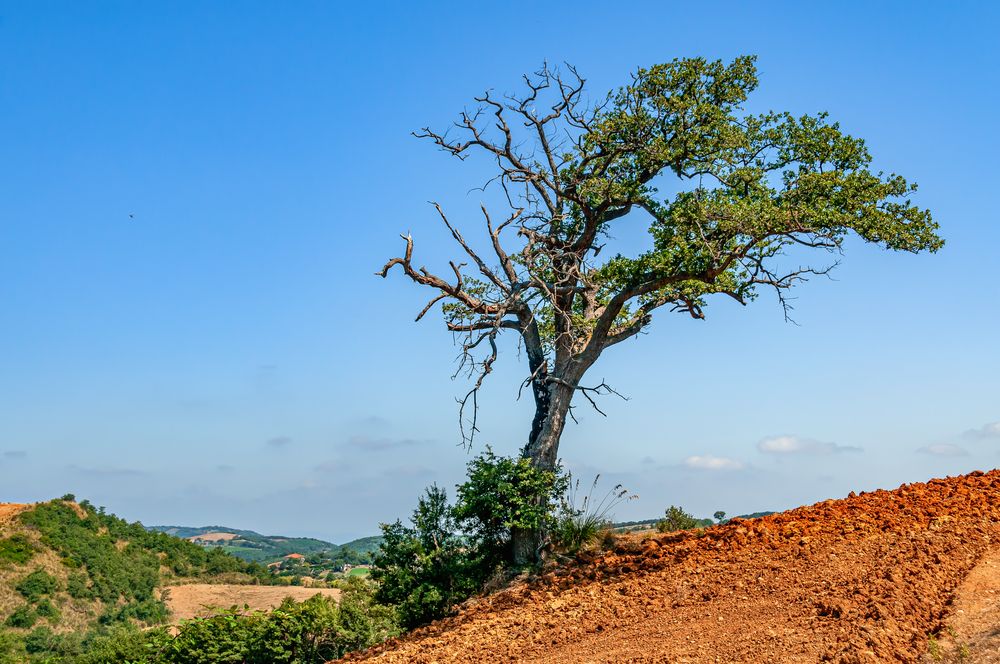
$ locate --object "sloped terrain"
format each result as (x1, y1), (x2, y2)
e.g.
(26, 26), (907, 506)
(1, 499), (272, 637)
(346, 470), (1000, 663)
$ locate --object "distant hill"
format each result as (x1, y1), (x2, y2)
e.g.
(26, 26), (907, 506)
(0, 497), (271, 656)
(612, 511), (776, 532)
(149, 525), (337, 563)
(147, 525), (384, 565)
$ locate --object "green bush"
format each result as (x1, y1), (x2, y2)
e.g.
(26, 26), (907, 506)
(372, 450), (568, 629)
(0, 628), (27, 664)
(372, 485), (481, 629)
(452, 448), (568, 567)
(74, 623), (164, 664)
(657, 505), (700, 533)
(0, 534), (35, 566)
(34, 598), (60, 623)
(4, 605), (36, 629)
(66, 571), (92, 599)
(15, 569), (59, 601)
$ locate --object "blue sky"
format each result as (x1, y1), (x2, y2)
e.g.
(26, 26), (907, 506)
(1, 1), (998, 542)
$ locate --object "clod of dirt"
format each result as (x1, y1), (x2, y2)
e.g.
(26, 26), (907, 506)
(341, 470), (1000, 663)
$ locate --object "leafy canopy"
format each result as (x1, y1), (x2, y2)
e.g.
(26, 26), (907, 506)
(382, 56), (941, 444)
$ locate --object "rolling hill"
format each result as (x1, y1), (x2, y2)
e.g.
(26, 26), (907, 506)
(147, 525), (383, 565)
(0, 497), (273, 659)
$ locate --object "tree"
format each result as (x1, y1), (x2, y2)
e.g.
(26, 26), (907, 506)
(380, 56), (942, 563)
(657, 506), (699, 533)
(714, 511), (727, 523)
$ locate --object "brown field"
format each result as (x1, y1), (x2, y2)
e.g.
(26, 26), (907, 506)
(345, 469), (1000, 663)
(165, 583), (341, 622)
(186, 531), (237, 542)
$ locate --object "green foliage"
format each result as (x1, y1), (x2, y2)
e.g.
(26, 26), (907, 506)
(16, 499), (271, 630)
(412, 56), (942, 369)
(713, 511), (727, 523)
(4, 605), (36, 629)
(73, 623), (164, 664)
(65, 572), (92, 600)
(0, 628), (27, 664)
(76, 584), (398, 664)
(372, 485), (482, 629)
(34, 599), (59, 623)
(373, 450), (572, 628)
(657, 506), (700, 533)
(0, 534), (36, 566)
(16, 569), (59, 602)
(452, 448), (568, 566)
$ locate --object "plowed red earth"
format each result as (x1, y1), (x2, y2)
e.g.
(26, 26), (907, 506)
(344, 470), (1000, 663)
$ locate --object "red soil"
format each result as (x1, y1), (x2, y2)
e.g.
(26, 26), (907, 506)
(344, 470), (1000, 663)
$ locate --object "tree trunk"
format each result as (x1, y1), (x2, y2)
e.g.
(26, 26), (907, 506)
(511, 380), (575, 565)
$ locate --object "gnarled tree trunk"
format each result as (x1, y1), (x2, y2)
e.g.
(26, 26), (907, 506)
(512, 377), (576, 565)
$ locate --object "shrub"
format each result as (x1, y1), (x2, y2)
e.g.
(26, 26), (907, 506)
(0, 628), (26, 664)
(334, 578), (400, 655)
(34, 598), (60, 623)
(0, 534), (35, 566)
(372, 485), (481, 629)
(75, 623), (164, 664)
(67, 571), (93, 599)
(23, 626), (57, 654)
(4, 605), (35, 629)
(656, 505), (699, 533)
(15, 569), (59, 601)
(552, 474), (633, 555)
(157, 587), (395, 663)
(452, 448), (568, 568)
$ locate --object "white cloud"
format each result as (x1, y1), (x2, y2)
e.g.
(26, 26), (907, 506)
(757, 435), (861, 455)
(682, 455), (744, 471)
(964, 421), (1000, 440)
(917, 443), (969, 457)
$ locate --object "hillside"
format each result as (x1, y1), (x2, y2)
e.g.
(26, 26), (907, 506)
(149, 524), (338, 562)
(344, 469), (1000, 663)
(148, 525), (382, 565)
(0, 498), (271, 654)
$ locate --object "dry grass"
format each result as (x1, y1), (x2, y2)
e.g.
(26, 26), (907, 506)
(163, 583), (341, 622)
(187, 532), (238, 542)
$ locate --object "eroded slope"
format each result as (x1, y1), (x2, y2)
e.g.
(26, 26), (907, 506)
(346, 470), (1000, 663)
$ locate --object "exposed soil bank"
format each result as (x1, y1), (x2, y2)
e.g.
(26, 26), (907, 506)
(344, 470), (1000, 663)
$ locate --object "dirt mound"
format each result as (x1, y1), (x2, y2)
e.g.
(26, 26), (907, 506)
(345, 470), (1000, 663)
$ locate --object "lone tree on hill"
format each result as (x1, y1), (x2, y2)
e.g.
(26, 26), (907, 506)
(380, 56), (942, 563)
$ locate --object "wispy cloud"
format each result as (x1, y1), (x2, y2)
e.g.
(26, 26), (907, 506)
(216, 464), (235, 472)
(345, 435), (428, 451)
(917, 443), (969, 457)
(68, 465), (148, 478)
(963, 421), (1000, 440)
(3, 450), (27, 460)
(266, 436), (293, 449)
(682, 455), (745, 471)
(757, 435), (861, 455)
(348, 415), (390, 428)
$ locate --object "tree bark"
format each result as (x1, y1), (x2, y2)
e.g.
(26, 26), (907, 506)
(512, 380), (575, 565)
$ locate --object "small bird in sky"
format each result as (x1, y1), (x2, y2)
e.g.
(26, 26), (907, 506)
(129, 213), (134, 220)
